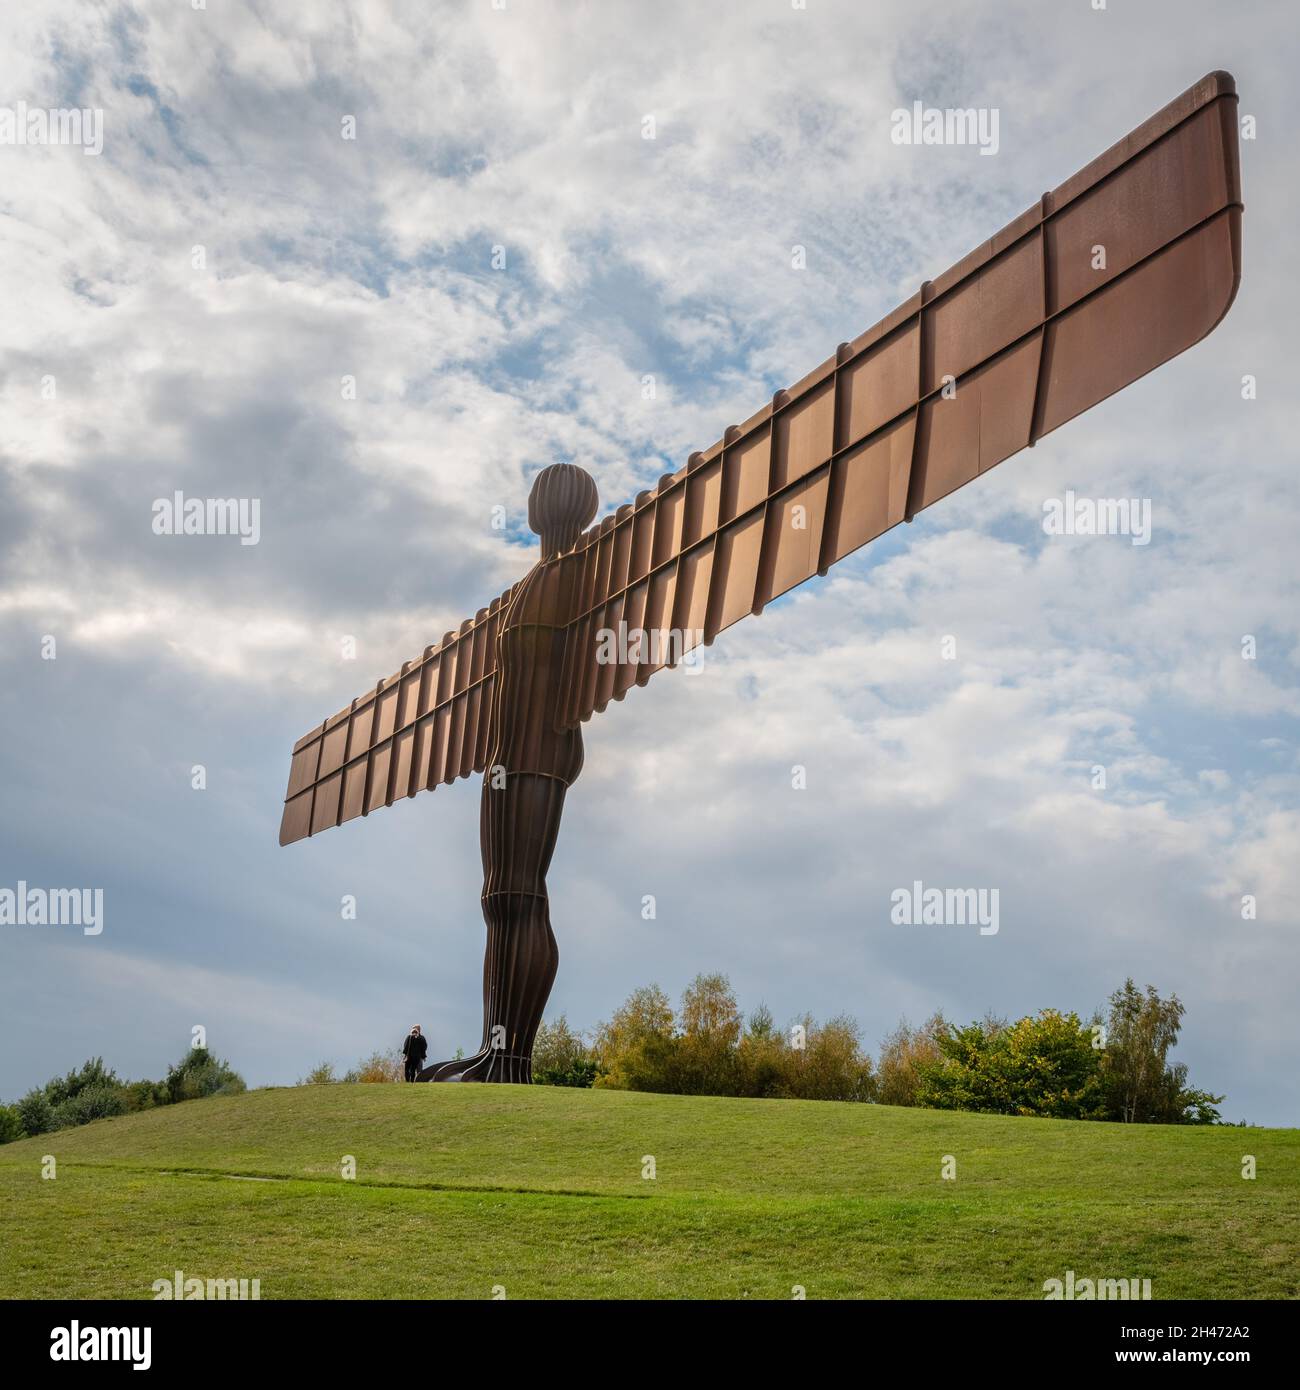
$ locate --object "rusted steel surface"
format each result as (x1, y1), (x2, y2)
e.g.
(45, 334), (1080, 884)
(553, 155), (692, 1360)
(280, 72), (1242, 849)
(278, 582), (517, 846)
(415, 464), (598, 1082)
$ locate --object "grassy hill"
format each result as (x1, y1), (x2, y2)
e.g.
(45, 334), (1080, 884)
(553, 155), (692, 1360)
(1, 1084), (1295, 1299)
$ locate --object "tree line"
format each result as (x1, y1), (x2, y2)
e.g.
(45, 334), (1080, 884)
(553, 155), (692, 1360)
(531, 975), (1229, 1124)
(0, 1047), (246, 1143)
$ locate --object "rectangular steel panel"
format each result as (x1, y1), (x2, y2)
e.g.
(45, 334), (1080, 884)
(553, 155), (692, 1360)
(772, 380), (835, 490)
(721, 430), (771, 523)
(838, 322), (919, 451)
(827, 415), (916, 566)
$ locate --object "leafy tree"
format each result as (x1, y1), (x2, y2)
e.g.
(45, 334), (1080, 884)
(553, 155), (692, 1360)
(593, 984), (677, 1092)
(1174, 1082), (1226, 1126)
(680, 974), (742, 1043)
(736, 1003), (787, 1097)
(597, 984), (674, 1052)
(674, 974), (743, 1096)
(0, 1104), (24, 1144)
(745, 1002), (778, 1041)
(43, 1057), (119, 1108)
(876, 1014), (948, 1106)
(779, 1014), (876, 1102)
(916, 1010), (1107, 1119)
(1099, 980), (1222, 1124)
(533, 1015), (587, 1073)
(15, 1090), (53, 1138)
(533, 1016), (600, 1087)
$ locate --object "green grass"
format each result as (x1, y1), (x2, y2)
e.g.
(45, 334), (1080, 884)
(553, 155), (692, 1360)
(1, 1085), (1295, 1299)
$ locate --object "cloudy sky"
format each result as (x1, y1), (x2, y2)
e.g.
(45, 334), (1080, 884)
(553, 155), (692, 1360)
(1, 0), (1296, 1124)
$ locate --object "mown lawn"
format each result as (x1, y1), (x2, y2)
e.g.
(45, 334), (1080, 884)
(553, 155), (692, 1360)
(1, 1084), (1295, 1299)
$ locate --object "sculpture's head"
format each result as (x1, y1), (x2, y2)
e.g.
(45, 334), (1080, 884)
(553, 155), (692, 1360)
(528, 463), (599, 559)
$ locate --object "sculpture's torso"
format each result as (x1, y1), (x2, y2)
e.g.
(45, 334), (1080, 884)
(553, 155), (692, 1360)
(487, 555), (583, 785)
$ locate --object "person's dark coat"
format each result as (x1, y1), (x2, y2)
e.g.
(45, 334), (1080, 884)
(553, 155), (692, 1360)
(403, 1032), (428, 1063)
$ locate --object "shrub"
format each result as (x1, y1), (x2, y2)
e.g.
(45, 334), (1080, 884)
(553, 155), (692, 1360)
(596, 1027), (680, 1094)
(535, 1058), (601, 1087)
(165, 1047), (246, 1103)
(876, 1014), (948, 1107)
(299, 1061), (338, 1085)
(346, 1050), (403, 1083)
(49, 1083), (125, 1130)
(778, 1014), (876, 1102)
(43, 1057), (119, 1108)
(916, 1010), (1107, 1120)
(6, 1047), (246, 1141)
(120, 1079), (170, 1113)
(0, 1104), (25, 1144)
(15, 1090), (53, 1138)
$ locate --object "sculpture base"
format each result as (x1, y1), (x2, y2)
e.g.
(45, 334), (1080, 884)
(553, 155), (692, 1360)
(417, 1049), (533, 1084)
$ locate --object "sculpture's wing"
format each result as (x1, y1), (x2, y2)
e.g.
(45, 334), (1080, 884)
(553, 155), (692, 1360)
(557, 71), (1242, 729)
(278, 583), (517, 845)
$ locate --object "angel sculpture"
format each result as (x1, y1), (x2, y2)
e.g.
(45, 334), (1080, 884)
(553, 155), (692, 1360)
(279, 73), (1242, 1081)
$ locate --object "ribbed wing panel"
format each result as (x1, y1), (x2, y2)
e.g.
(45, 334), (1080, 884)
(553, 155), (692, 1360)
(557, 72), (1242, 729)
(278, 584), (517, 845)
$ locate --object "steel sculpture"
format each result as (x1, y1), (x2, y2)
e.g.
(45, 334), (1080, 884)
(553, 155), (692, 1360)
(279, 74), (1243, 1082)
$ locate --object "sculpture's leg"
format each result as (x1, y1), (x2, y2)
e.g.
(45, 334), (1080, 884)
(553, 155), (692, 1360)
(419, 771), (564, 1083)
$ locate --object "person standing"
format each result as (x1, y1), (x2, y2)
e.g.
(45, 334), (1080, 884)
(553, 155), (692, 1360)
(402, 1025), (428, 1082)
